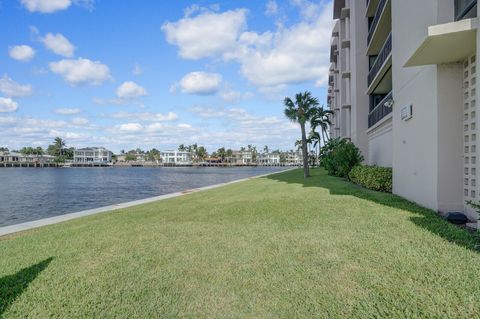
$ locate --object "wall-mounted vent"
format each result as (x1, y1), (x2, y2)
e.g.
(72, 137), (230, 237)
(401, 105), (413, 121)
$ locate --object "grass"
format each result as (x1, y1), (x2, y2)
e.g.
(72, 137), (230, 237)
(1, 168), (480, 318)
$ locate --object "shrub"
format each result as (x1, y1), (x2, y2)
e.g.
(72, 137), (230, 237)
(349, 165), (393, 193)
(319, 138), (364, 178)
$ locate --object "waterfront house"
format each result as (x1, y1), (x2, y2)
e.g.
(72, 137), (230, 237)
(73, 147), (113, 164)
(258, 152), (281, 165)
(0, 151), (56, 166)
(329, 0), (479, 225)
(160, 150), (193, 165)
(284, 151), (303, 166)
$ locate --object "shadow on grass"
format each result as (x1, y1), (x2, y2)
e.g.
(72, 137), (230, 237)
(266, 169), (480, 253)
(0, 257), (53, 316)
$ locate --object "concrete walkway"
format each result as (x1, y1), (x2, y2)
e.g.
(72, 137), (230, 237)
(0, 169), (295, 237)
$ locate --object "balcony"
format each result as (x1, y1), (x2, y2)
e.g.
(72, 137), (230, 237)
(367, 32), (392, 91)
(368, 91), (393, 128)
(333, 0), (346, 19)
(455, 0), (477, 21)
(404, 19), (477, 67)
(367, 0), (391, 55)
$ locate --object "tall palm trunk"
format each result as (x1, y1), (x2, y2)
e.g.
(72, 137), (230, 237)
(322, 126), (329, 143)
(300, 123), (310, 178)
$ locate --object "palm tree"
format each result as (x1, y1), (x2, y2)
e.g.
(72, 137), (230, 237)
(309, 130), (322, 167)
(310, 106), (334, 146)
(263, 145), (269, 154)
(217, 147), (227, 162)
(284, 91), (319, 178)
(54, 137), (66, 157)
(196, 146), (207, 161)
(178, 144), (186, 152)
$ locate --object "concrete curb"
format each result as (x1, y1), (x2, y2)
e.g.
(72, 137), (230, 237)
(0, 168), (298, 237)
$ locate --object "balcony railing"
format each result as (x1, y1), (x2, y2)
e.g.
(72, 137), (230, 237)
(455, 0), (477, 20)
(368, 32), (392, 87)
(367, 0), (388, 44)
(368, 91), (393, 128)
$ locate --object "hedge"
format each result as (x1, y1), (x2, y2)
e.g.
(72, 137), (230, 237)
(319, 138), (363, 178)
(348, 165), (393, 193)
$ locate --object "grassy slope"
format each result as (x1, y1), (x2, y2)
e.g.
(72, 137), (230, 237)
(1, 169), (479, 318)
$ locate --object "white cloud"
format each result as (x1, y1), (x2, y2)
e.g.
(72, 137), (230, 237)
(41, 33), (75, 57)
(220, 88), (254, 103)
(265, 0), (278, 16)
(8, 45), (35, 62)
(54, 108), (81, 115)
(162, 9), (247, 60)
(117, 123), (143, 132)
(0, 98), (18, 113)
(290, 0), (321, 21)
(21, 0), (71, 13)
(49, 58), (111, 86)
(20, 0), (94, 13)
(232, 3), (333, 88)
(116, 81), (147, 99)
(176, 72), (222, 95)
(71, 117), (89, 125)
(111, 111), (178, 122)
(164, 2), (333, 91)
(0, 75), (33, 98)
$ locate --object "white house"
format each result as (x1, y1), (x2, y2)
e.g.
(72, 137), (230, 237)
(258, 153), (281, 165)
(160, 150), (193, 165)
(0, 151), (55, 164)
(73, 147), (113, 164)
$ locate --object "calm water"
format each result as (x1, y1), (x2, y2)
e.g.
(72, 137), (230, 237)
(0, 167), (287, 227)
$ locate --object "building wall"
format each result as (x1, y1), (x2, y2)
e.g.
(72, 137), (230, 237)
(391, 0), (455, 211)
(437, 63), (464, 214)
(368, 119), (393, 167)
(350, 0), (370, 162)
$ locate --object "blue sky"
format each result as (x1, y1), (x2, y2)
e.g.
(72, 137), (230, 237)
(0, 0), (332, 153)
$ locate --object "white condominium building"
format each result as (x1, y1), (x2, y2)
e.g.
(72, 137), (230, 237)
(330, 0), (480, 223)
(73, 147), (113, 163)
(160, 150), (193, 165)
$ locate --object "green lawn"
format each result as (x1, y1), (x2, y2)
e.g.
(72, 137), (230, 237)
(1, 169), (480, 318)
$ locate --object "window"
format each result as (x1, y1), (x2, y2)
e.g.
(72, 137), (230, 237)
(455, 0), (477, 21)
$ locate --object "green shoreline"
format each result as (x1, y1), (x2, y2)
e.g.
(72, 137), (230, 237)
(1, 169), (479, 318)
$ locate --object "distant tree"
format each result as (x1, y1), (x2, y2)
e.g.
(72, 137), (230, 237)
(0, 147), (9, 153)
(178, 144), (186, 152)
(251, 146), (258, 163)
(310, 106), (333, 145)
(35, 147), (44, 155)
(64, 147), (74, 160)
(53, 137), (66, 157)
(284, 91), (319, 178)
(20, 147), (35, 155)
(147, 148), (161, 162)
(226, 149), (233, 162)
(263, 145), (269, 154)
(196, 146), (207, 161)
(309, 130), (322, 167)
(217, 147), (227, 162)
(125, 152), (137, 161)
